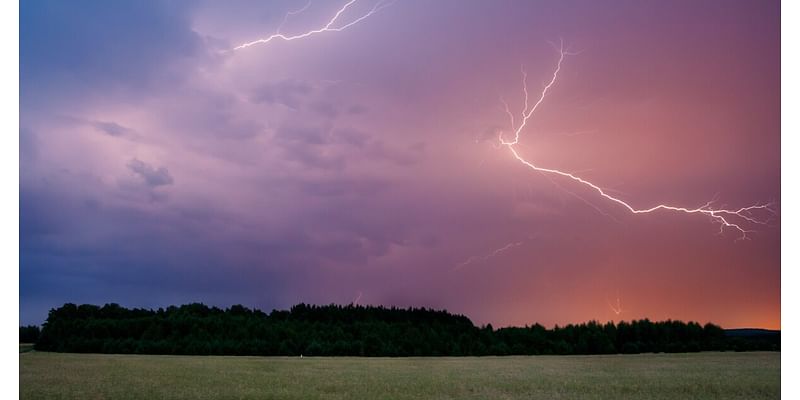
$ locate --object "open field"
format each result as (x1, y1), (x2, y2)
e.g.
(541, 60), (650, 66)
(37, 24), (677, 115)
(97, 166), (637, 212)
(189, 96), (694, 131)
(20, 351), (778, 399)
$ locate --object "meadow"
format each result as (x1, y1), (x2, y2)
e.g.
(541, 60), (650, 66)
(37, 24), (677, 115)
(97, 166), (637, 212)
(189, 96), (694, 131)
(20, 351), (778, 399)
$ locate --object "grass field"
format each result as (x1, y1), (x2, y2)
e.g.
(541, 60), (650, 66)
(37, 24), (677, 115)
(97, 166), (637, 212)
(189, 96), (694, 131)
(20, 351), (778, 399)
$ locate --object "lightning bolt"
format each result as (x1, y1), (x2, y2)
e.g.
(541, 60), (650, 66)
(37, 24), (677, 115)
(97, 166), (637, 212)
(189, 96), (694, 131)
(352, 291), (363, 305)
(276, 1), (313, 34)
(234, 0), (392, 51)
(497, 40), (775, 240)
(606, 291), (623, 316)
(454, 241), (523, 271)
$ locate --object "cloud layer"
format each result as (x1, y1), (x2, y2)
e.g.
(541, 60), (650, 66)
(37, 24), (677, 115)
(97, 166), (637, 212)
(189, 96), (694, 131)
(20, 0), (780, 329)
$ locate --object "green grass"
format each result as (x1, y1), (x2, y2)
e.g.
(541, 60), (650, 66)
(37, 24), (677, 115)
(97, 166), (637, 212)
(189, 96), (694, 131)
(20, 351), (778, 399)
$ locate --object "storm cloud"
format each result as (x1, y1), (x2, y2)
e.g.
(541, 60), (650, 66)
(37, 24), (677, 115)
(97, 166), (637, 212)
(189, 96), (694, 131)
(20, 0), (780, 331)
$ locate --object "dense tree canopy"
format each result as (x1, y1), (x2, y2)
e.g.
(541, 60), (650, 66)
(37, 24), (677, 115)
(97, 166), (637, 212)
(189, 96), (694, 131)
(33, 303), (778, 356)
(19, 325), (41, 343)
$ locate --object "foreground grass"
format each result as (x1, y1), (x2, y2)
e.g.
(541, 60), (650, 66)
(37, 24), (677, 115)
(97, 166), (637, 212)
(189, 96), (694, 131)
(20, 351), (778, 400)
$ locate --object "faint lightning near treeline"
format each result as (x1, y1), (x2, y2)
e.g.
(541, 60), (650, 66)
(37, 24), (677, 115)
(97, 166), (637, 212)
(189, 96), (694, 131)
(607, 292), (623, 316)
(454, 241), (523, 271)
(234, 0), (392, 50)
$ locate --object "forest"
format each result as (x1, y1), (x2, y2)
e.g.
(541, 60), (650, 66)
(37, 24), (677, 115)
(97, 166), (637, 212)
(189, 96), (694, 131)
(28, 303), (779, 356)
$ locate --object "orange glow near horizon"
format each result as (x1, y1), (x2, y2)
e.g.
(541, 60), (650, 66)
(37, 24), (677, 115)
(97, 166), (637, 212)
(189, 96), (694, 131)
(20, 1), (779, 330)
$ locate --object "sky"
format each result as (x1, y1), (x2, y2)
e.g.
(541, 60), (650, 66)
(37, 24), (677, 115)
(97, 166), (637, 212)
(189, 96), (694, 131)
(20, 0), (780, 329)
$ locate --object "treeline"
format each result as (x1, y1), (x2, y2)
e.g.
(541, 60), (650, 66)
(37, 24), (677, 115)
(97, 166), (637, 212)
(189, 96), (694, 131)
(20, 325), (41, 343)
(33, 303), (778, 356)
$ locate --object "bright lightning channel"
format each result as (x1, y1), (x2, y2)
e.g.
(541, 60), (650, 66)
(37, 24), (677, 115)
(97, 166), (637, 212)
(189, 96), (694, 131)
(234, 0), (392, 51)
(497, 40), (775, 240)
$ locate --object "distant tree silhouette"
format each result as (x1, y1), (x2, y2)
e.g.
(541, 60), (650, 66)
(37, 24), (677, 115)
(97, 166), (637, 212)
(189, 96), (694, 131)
(19, 325), (40, 343)
(33, 303), (779, 356)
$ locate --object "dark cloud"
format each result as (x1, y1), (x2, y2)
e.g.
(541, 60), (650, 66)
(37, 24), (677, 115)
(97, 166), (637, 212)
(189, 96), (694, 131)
(273, 124), (348, 170)
(49, 116), (139, 139)
(409, 141), (426, 152)
(20, 0), (206, 106)
(298, 178), (388, 197)
(282, 142), (346, 170)
(273, 123), (423, 170)
(19, 1), (779, 331)
(19, 180), (310, 324)
(346, 104), (369, 115)
(479, 125), (505, 143)
(250, 79), (313, 109)
(20, 128), (38, 163)
(275, 125), (329, 145)
(157, 89), (266, 143)
(127, 159), (174, 187)
(332, 128), (370, 148)
(18, 163), (432, 325)
(90, 121), (135, 138)
(309, 101), (340, 119)
(364, 140), (425, 166)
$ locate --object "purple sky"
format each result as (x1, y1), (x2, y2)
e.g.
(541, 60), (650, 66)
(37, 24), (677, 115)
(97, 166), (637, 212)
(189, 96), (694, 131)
(20, 0), (780, 328)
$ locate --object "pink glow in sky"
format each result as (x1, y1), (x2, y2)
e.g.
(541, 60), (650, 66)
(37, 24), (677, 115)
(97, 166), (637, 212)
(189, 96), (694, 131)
(20, 0), (780, 329)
